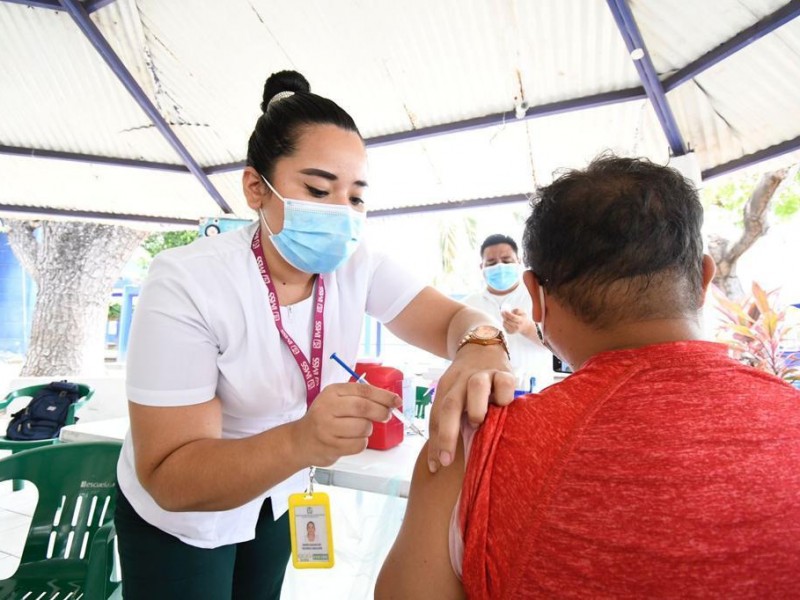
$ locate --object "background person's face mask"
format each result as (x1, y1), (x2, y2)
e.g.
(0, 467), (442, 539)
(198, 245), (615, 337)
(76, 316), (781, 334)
(259, 175), (365, 274)
(483, 263), (521, 291)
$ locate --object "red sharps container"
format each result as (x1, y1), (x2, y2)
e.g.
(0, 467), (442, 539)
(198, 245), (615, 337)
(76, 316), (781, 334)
(352, 362), (404, 450)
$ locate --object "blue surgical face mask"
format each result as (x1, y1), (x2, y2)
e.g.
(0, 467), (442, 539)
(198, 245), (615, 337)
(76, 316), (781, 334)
(535, 284), (562, 363)
(483, 263), (521, 291)
(259, 176), (365, 274)
(535, 284), (547, 343)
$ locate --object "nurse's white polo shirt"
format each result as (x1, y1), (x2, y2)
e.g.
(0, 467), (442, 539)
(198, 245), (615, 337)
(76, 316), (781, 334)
(118, 222), (425, 548)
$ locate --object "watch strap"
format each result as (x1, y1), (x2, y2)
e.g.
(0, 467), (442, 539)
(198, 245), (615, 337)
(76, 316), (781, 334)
(456, 326), (510, 360)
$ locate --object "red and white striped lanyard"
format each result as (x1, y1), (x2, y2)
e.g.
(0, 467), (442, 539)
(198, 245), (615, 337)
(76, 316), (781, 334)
(251, 228), (325, 407)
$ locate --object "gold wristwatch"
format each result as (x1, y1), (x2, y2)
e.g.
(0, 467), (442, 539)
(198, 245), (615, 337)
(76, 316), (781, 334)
(456, 325), (510, 360)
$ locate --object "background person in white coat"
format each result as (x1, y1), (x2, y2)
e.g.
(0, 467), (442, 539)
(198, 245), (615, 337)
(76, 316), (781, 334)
(462, 234), (553, 391)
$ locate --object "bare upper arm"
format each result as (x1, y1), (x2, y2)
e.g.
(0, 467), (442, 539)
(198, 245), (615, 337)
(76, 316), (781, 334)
(375, 438), (467, 600)
(385, 287), (464, 358)
(128, 397), (222, 491)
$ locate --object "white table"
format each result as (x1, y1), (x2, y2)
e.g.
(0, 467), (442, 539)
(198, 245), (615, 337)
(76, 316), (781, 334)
(60, 417), (130, 443)
(312, 434), (425, 498)
(59, 418), (426, 498)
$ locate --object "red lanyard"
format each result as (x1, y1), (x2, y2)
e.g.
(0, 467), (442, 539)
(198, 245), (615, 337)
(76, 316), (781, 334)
(251, 228), (325, 407)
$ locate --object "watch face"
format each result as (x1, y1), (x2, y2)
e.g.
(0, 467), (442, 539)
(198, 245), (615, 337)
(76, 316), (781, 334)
(473, 325), (501, 340)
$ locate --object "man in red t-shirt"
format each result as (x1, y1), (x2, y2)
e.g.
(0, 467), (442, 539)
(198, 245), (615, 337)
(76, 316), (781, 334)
(377, 155), (800, 599)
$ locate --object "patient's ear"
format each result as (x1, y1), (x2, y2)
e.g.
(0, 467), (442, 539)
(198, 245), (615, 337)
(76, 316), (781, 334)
(699, 255), (716, 307)
(523, 270), (542, 322)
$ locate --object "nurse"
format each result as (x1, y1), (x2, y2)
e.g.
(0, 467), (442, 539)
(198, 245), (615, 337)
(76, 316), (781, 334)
(114, 70), (515, 599)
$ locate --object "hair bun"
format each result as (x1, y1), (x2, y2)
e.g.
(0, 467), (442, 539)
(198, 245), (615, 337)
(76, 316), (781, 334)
(261, 70), (311, 112)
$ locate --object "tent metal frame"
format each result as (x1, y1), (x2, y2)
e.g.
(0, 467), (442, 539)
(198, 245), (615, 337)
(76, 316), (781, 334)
(1, 0), (799, 222)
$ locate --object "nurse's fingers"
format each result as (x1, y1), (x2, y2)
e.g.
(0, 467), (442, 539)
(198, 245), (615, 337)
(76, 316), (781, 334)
(464, 371), (492, 426)
(329, 383), (401, 423)
(330, 416), (374, 439)
(486, 370), (516, 407)
(426, 380), (466, 473)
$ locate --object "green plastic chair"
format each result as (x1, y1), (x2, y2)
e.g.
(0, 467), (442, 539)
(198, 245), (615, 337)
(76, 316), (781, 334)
(0, 441), (122, 599)
(415, 385), (433, 419)
(0, 383), (95, 491)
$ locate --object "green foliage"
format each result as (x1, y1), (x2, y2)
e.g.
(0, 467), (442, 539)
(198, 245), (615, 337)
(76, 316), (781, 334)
(774, 169), (800, 222)
(701, 172), (758, 228)
(142, 230), (198, 258)
(107, 302), (121, 321)
(701, 167), (800, 227)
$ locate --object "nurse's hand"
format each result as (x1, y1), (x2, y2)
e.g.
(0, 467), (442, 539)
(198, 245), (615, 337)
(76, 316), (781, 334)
(426, 343), (515, 473)
(293, 383), (401, 467)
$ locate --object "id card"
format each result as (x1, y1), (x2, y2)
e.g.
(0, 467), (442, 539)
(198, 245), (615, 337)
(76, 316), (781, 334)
(288, 491), (335, 569)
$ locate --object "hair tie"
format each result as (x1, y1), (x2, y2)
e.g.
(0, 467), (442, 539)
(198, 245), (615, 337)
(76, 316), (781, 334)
(267, 90), (295, 111)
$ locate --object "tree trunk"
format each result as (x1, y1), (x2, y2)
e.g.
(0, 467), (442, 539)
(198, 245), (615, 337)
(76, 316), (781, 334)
(709, 168), (789, 301)
(707, 235), (745, 300)
(6, 220), (148, 376)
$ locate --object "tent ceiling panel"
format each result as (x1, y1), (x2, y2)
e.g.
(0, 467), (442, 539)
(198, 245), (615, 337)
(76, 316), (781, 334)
(129, 0), (437, 143)
(526, 99), (671, 185)
(668, 83), (745, 172)
(695, 20), (800, 156)
(669, 17), (800, 169)
(0, 0), (797, 221)
(514, 0), (643, 104)
(0, 2), (179, 162)
(95, 0), (289, 166)
(633, 0), (789, 75)
(121, 0), (645, 144)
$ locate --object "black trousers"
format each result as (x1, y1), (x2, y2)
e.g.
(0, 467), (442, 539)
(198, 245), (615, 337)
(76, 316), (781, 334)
(115, 487), (291, 600)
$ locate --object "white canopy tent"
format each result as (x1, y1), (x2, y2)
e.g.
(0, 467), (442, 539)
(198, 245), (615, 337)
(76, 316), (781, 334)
(0, 0), (798, 224)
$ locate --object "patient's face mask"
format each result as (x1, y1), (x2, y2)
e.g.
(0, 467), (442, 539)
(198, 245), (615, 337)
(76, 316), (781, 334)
(483, 263), (521, 292)
(259, 175), (365, 274)
(535, 284), (562, 361)
(534, 285), (547, 344)
(528, 271), (567, 366)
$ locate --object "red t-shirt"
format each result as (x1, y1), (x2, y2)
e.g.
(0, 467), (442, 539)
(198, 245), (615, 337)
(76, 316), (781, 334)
(459, 341), (800, 598)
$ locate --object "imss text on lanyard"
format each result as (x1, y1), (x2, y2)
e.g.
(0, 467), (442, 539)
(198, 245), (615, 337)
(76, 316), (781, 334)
(250, 227), (325, 407)
(251, 227), (336, 568)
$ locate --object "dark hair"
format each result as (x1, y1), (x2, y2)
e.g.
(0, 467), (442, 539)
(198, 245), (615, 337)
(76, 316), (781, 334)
(480, 234), (518, 258)
(246, 70), (361, 179)
(523, 154), (704, 327)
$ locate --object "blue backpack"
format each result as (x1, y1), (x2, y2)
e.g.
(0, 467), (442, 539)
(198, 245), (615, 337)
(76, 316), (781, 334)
(5, 381), (81, 441)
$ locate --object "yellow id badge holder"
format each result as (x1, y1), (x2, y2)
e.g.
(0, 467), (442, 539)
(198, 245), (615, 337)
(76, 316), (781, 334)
(288, 467), (335, 569)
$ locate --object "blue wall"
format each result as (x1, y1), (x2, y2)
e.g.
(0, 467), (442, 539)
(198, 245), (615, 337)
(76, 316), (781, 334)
(0, 232), (36, 355)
